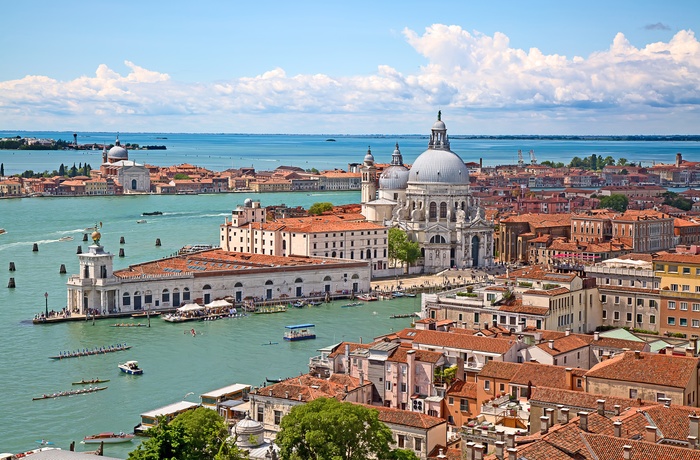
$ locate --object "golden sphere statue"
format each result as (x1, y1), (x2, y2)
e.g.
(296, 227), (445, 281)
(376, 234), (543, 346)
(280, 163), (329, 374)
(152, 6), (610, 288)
(92, 230), (101, 243)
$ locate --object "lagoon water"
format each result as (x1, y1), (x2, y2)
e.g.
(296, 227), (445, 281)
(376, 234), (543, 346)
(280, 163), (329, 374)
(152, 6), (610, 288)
(1, 133), (700, 456)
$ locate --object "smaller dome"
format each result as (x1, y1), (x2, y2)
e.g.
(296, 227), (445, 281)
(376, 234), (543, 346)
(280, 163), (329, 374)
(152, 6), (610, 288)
(379, 166), (409, 190)
(432, 120), (446, 130)
(244, 198), (253, 207)
(363, 146), (374, 165)
(234, 415), (264, 448)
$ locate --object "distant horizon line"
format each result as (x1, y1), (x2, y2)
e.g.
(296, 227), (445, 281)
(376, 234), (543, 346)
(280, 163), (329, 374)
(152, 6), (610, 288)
(2, 130), (700, 140)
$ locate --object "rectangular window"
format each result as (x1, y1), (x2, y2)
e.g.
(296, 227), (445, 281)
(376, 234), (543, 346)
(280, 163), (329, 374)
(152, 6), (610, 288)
(637, 314), (643, 324)
(650, 315), (656, 324)
(602, 310), (607, 320)
(397, 435), (405, 448)
(669, 301), (676, 310)
(401, 383), (407, 392)
(448, 397), (454, 405)
(683, 285), (691, 292)
(484, 380), (491, 391)
(626, 312), (632, 322)
(274, 410), (282, 425)
(682, 302), (689, 311)
(681, 318), (688, 327)
(630, 389), (638, 398)
(669, 265), (678, 273)
(683, 267), (691, 275)
(500, 383), (505, 392)
(474, 313), (480, 324)
(414, 438), (422, 452)
(386, 381), (392, 391)
(671, 284), (679, 291)
(694, 304), (700, 312)
(257, 406), (264, 422)
(601, 294), (607, 303)
(614, 311), (620, 321)
(656, 393), (666, 402)
(460, 399), (469, 412)
(668, 317), (676, 325)
(693, 319), (699, 328)
(614, 296), (620, 305)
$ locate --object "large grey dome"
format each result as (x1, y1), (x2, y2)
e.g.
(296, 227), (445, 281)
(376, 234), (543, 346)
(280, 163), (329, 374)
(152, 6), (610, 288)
(408, 149), (469, 184)
(108, 136), (128, 161)
(407, 112), (469, 185)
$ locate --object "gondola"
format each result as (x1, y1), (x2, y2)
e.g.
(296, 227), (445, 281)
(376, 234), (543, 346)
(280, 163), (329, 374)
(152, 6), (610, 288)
(266, 377), (284, 383)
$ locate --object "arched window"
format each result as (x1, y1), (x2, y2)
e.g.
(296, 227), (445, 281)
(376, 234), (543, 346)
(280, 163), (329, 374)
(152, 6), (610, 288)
(183, 287), (191, 301)
(131, 179), (137, 190)
(429, 202), (437, 220)
(366, 249), (372, 259)
(440, 202), (447, 218)
(234, 282), (243, 288)
(295, 278), (303, 284)
(323, 276), (332, 281)
(351, 274), (360, 279)
(162, 289), (170, 303)
(122, 292), (131, 306)
(332, 251), (337, 257)
(203, 284), (211, 290)
(265, 280), (273, 285)
(430, 235), (446, 244)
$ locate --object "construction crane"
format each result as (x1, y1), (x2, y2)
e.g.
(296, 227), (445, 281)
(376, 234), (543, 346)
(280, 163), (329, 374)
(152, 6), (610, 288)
(529, 149), (537, 165)
(517, 150), (524, 167)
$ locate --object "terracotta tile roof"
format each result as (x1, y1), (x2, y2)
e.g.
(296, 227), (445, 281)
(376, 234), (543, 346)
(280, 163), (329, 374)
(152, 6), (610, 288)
(114, 248), (364, 279)
(360, 404), (446, 429)
(498, 304), (550, 315)
(510, 363), (585, 389)
(387, 347), (443, 364)
(478, 361), (521, 380)
(585, 351), (700, 388)
(446, 379), (477, 398)
(535, 335), (590, 356)
(642, 404), (700, 441)
(412, 330), (517, 354)
(523, 287), (571, 296)
(255, 373), (360, 402)
(591, 337), (647, 351)
(327, 341), (372, 358)
(529, 387), (650, 413)
(654, 251), (700, 264)
(584, 433), (700, 460)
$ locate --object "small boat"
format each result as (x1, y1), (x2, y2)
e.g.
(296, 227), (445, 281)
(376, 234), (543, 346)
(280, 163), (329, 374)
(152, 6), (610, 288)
(291, 300), (306, 308)
(404, 293), (417, 298)
(118, 360), (143, 375)
(392, 291), (405, 297)
(110, 323), (146, 327)
(341, 302), (362, 308)
(32, 386), (107, 400)
(284, 323), (316, 341)
(266, 377), (284, 383)
(49, 344), (131, 360)
(82, 432), (134, 444)
(255, 305), (287, 314)
(58, 236), (74, 242)
(141, 211), (163, 216)
(72, 378), (110, 385)
(0, 228), (5, 235)
(357, 294), (378, 301)
(308, 300), (322, 306)
(132, 311), (161, 318)
(136, 219), (147, 224)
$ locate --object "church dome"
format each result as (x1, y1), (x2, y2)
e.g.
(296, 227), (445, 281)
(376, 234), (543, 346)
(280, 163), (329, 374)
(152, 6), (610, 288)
(108, 136), (128, 161)
(408, 149), (469, 184)
(379, 143), (409, 190)
(408, 112), (469, 185)
(234, 415), (264, 448)
(363, 147), (374, 165)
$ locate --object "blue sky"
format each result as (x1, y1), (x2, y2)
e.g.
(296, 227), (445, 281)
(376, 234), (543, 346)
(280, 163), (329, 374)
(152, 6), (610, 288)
(2, 0), (699, 134)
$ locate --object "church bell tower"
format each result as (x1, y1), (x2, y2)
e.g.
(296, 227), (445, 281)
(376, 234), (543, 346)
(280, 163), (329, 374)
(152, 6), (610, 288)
(360, 146), (377, 204)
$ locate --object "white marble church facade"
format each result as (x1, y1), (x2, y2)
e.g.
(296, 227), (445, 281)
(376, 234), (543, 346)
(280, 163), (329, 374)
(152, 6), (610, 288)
(361, 112), (494, 273)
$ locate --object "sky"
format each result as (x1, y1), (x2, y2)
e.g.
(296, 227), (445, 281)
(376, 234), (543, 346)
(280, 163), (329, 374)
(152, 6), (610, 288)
(1, 0), (699, 135)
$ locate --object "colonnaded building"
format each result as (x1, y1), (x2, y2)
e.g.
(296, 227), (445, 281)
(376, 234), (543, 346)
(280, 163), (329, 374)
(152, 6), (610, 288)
(66, 230), (370, 314)
(361, 112), (494, 273)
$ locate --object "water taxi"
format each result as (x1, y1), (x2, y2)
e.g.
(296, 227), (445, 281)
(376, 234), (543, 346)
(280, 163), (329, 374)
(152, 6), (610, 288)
(284, 323), (316, 341)
(118, 361), (143, 375)
(58, 236), (74, 242)
(357, 294), (378, 301)
(82, 432), (134, 444)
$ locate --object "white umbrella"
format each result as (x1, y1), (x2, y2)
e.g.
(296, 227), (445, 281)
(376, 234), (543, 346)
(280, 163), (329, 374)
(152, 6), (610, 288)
(205, 299), (232, 308)
(177, 303), (204, 312)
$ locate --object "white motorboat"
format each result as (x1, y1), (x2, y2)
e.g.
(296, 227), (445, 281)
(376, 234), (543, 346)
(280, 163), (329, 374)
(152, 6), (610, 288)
(118, 360), (143, 375)
(82, 432), (134, 444)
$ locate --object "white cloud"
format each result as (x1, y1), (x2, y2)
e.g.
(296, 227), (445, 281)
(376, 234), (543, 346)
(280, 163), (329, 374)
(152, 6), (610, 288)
(1, 27), (699, 134)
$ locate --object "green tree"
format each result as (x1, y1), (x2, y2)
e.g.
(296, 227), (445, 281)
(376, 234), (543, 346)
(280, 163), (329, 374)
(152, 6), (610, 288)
(602, 156), (615, 167)
(276, 397), (394, 460)
(308, 167), (320, 175)
(0, 163), (4, 176)
(617, 157), (628, 166)
(128, 407), (247, 460)
(662, 191), (693, 211)
(387, 450), (420, 460)
(599, 194), (629, 212)
(58, 164), (65, 177)
(389, 228), (420, 273)
(174, 173), (191, 180)
(308, 202), (333, 215)
(590, 154), (598, 170)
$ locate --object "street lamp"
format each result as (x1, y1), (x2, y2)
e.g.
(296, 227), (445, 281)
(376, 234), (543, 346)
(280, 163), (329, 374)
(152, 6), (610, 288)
(44, 292), (48, 317)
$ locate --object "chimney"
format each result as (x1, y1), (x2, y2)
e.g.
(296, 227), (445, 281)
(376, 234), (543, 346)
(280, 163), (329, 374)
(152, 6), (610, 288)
(268, 390), (272, 396)
(690, 414), (700, 439)
(614, 405), (621, 416)
(546, 408), (555, 428)
(540, 416), (549, 434)
(556, 405), (565, 423)
(548, 339), (554, 349)
(597, 399), (606, 415)
(623, 445), (632, 460)
(496, 430), (506, 443)
(689, 436), (697, 450)
(579, 412), (589, 432)
(495, 441), (505, 460)
(484, 322), (489, 330)
(285, 391), (289, 399)
(493, 319), (498, 328)
(565, 328), (571, 336)
(565, 368), (573, 390)
(561, 408), (570, 424)
(665, 345), (674, 355)
(344, 385), (348, 394)
(474, 444), (485, 460)
(645, 426), (657, 443)
(687, 347), (696, 357)
(634, 350), (642, 359)
(594, 331), (600, 341)
(507, 448), (518, 460)
(614, 421), (622, 437)
(457, 356), (465, 382)
(406, 350), (415, 402)
(506, 432), (515, 449)
(359, 371), (364, 386)
(345, 344), (350, 374)
(662, 397), (672, 407)
(465, 442), (475, 460)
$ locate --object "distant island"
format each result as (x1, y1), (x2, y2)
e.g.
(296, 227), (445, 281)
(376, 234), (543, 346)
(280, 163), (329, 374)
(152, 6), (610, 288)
(0, 136), (166, 151)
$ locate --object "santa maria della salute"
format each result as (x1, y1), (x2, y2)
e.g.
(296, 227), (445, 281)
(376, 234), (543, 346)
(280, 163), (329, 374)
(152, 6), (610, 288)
(361, 111), (494, 272)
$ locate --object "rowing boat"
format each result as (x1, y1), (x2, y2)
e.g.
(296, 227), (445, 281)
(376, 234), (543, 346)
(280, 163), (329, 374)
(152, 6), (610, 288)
(33, 386), (107, 400)
(72, 379), (110, 385)
(49, 345), (131, 360)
